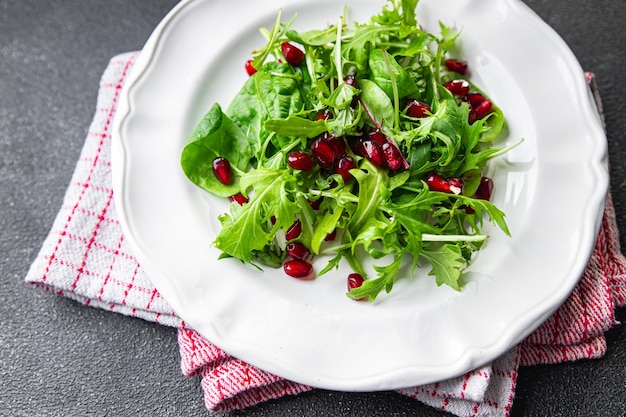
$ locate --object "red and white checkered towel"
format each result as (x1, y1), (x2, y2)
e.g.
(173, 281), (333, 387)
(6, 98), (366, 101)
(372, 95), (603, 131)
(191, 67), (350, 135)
(26, 52), (626, 417)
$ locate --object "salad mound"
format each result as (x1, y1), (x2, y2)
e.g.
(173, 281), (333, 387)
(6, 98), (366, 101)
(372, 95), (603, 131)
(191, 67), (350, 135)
(181, 0), (517, 301)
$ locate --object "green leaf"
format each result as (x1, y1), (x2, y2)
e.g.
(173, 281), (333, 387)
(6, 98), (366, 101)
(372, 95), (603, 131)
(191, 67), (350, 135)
(422, 243), (466, 290)
(369, 48), (418, 99)
(215, 168), (299, 262)
(311, 205), (344, 254)
(325, 82), (359, 110)
(359, 79), (395, 128)
(227, 62), (304, 157)
(287, 28), (337, 46)
(180, 103), (253, 197)
(346, 253), (404, 301)
(264, 115), (327, 138)
(348, 161), (389, 234)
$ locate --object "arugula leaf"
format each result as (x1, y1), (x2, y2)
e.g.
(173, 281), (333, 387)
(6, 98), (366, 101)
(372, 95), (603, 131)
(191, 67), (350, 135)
(422, 243), (466, 290)
(215, 168), (300, 262)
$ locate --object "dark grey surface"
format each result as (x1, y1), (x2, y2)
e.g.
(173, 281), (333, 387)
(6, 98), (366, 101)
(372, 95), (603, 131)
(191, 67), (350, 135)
(1, 0), (625, 416)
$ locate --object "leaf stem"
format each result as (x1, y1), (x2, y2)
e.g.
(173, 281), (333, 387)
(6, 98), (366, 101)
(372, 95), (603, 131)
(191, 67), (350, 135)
(421, 234), (487, 242)
(334, 14), (344, 82)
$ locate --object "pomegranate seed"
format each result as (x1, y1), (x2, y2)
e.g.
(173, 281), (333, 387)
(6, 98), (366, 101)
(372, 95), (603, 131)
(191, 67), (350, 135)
(229, 193), (248, 205)
(328, 134), (346, 156)
(283, 259), (314, 279)
(473, 100), (493, 120)
(286, 242), (310, 260)
(325, 229), (337, 241)
(444, 79), (470, 96)
(315, 108), (333, 121)
(285, 220), (302, 241)
(426, 173), (464, 194)
(347, 136), (365, 156)
(426, 173), (449, 192)
(405, 99), (432, 118)
(287, 151), (314, 171)
(466, 92), (486, 108)
(308, 197), (323, 210)
(315, 132), (346, 156)
(344, 74), (358, 88)
(382, 142), (403, 171)
(361, 140), (385, 167)
(212, 157), (232, 185)
(281, 42), (304, 66)
(270, 216), (277, 225)
(475, 177), (494, 201)
(445, 58), (468, 75)
(334, 155), (356, 182)
(347, 273), (368, 301)
(244, 59), (257, 76)
(465, 92), (492, 124)
(447, 177), (464, 195)
(367, 128), (386, 145)
(311, 135), (338, 169)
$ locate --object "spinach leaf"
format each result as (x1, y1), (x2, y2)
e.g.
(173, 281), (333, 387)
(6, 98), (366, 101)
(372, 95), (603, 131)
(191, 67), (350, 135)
(369, 48), (419, 99)
(227, 62), (304, 158)
(180, 103), (252, 197)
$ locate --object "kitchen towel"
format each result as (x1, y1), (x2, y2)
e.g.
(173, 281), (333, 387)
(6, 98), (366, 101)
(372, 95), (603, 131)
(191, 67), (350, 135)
(26, 52), (626, 417)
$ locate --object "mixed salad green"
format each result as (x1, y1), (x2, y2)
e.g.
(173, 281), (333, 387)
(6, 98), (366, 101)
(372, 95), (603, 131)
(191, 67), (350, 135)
(181, 0), (518, 301)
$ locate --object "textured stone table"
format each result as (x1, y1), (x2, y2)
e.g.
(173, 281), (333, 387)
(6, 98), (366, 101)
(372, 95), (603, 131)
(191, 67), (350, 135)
(1, 1), (624, 415)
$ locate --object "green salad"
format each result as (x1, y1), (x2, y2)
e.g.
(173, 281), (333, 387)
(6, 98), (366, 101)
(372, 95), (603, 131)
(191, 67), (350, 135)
(181, 0), (518, 301)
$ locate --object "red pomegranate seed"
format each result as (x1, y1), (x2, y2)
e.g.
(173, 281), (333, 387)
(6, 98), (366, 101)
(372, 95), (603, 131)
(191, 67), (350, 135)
(426, 173), (464, 194)
(283, 259), (314, 279)
(347, 136), (365, 156)
(361, 140), (385, 167)
(367, 128), (386, 145)
(334, 155), (356, 182)
(244, 59), (257, 76)
(347, 273), (368, 301)
(286, 242), (310, 260)
(405, 99), (432, 118)
(475, 177), (494, 201)
(281, 42), (304, 66)
(447, 177), (464, 195)
(445, 58), (468, 75)
(311, 135), (340, 169)
(426, 173), (450, 193)
(228, 193), (248, 205)
(344, 74), (358, 88)
(308, 197), (323, 210)
(466, 92), (486, 108)
(335, 137), (347, 156)
(285, 220), (302, 241)
(465, 92), (492, 124)
(316, 108), (333, 121)
(321, 132), (346, 156)
(287, 151), (314, 171)
(444, 79), (470, 96)
(212, 157), (232, 185)
(382, 142), (403, 171)
(473, 100), (493, 120)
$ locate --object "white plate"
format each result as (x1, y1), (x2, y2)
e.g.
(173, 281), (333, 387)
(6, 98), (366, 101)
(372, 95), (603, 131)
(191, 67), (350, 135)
(111, 0), (607, 390)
